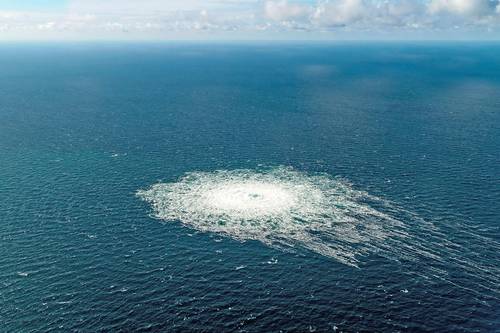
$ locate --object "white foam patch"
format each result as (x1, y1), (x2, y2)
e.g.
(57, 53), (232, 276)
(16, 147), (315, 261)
(138, 166), (500, 298)
(137, 166), (423, 266)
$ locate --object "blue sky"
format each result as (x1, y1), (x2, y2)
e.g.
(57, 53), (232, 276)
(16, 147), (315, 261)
(1, 0), (500, 40)
(0, 0), (67, 10)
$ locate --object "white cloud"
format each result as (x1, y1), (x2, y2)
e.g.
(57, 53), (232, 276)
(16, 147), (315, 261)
(264, 1), (311, 21)
(67, 0), (234, 14)
(0, 0), (499, 39)
(313, 0), (367, 27)
(387, 0), (424, 17)
(37, 21), (56, 30)
(428, 0), (498, 17)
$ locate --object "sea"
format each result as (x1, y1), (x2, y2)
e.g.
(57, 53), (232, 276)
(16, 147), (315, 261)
(1, 42), (499, 332)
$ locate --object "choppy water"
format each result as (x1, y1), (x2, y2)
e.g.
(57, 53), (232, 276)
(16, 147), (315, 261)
(1, 43), (500, 332)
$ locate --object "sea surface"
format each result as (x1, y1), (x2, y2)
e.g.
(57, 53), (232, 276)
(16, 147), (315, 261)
(1, 42), (499, 332)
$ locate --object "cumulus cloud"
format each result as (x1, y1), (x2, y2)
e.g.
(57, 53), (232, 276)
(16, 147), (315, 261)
(313, 0), (367, 27)
(428, 0), (498, 16)
(0, 0), (499, 39)
(264, 0), (311, 21)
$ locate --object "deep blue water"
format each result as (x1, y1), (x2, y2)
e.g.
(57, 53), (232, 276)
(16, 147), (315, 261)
(1, 43), (499, 332)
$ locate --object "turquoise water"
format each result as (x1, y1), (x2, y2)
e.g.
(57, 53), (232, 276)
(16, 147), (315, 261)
(1, 43), (499, 332)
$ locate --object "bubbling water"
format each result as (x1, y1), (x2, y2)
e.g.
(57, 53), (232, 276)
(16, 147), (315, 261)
(202, 181), (298, 216)
(137, 166), (421, 266)
(138, 166), (500, 297)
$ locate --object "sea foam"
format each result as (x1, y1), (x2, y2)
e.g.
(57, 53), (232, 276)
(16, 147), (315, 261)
(138, 166), (500, 297)
(137, 166), (421, 266)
